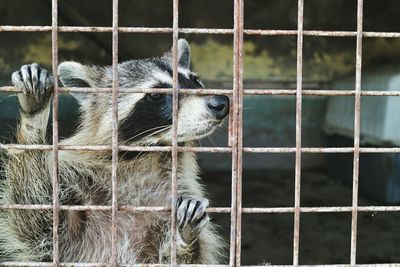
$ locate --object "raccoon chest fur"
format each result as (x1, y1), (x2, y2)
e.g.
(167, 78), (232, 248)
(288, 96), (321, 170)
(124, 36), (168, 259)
(62, 209), (168, 262)
(46, 150), (200, 262)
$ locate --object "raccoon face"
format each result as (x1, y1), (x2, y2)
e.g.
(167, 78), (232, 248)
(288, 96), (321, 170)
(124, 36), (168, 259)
(58, 39), (229, 145)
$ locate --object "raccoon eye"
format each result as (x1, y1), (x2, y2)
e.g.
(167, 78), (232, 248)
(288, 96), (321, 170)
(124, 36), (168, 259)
(147, 93), (165, 103)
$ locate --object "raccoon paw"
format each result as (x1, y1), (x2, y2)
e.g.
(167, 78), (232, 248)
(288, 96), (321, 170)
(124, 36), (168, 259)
(12, 63), (54, 114)
(176, 196), (210, 245)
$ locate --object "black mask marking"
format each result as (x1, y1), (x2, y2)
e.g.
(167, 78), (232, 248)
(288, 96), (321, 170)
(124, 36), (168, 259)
(119, 85), (173, 143)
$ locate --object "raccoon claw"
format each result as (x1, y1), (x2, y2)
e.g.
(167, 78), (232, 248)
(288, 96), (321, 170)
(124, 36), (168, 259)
(12, 63), (53, 114)
(176, 196), (210, 244)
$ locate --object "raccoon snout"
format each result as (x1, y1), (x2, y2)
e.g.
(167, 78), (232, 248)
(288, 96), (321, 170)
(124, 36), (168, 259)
(207, 95), (229, 120)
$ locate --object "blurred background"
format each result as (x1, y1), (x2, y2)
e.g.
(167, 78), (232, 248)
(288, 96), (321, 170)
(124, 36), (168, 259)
(1, 0), (400, 265)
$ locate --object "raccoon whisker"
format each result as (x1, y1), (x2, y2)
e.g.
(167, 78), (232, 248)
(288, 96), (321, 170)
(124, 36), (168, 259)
(123, 127), (172, 149)
(145, 125), (172, 138)
(206, 135), (217, 147)
(121, 125), (172, 145)
(150, 130), (173, 145)
(125, 126), (170, 143)
(136, 126), (172, 145)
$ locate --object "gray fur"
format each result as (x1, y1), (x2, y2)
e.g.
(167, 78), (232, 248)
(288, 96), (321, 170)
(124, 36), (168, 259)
(178, 39), (191, 68)
(0, 39), (226, 263)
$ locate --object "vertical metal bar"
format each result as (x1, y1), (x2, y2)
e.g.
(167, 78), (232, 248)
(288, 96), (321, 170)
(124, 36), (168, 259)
(111, 0), (119, 265)
(229, 118), (238, 265)
(293, 0), (304, 265)
(350, 0), (363, 265)
(229, 0), (239, 265)
(233, 0), (244, 266)
(51, 0), (60, 266)
(170, 0), (179, 265)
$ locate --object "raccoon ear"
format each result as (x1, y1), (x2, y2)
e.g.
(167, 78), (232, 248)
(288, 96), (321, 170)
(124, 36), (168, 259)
(177, 39), (190, 69)
(58, 61), (92, 102)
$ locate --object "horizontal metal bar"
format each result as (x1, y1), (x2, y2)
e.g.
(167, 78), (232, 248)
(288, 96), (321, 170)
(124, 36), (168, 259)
(0, 26), (228, 34)
(0, 144), (232, 153)
(2, 264), (400, 267)
(0, 204), (231, 213)
(242, 206), (400, 213)
(241, 207), (379, 213)
(2, 145), (400, 153)
(0, 86), (233, 94)
(121, 265), (228, 267)
(245, 30), (400, 38)
(243, 147), (353, 153)
(2, 204), (400, 213)
(244, 265), (400, 267)
(359, 147), (400, 153)
(0, 26), (172, 33)
(245, 29), (354, 36)
(2, 86), (400, 96)
(243, 147), (343, 153)
(0, 264), (231, 267)
(59, 87), (232, 95)
(51, 88), (400, 97)
(244, 147), (400, 153)
(251, 206), (400, 213)
(2, 25), (400, 38)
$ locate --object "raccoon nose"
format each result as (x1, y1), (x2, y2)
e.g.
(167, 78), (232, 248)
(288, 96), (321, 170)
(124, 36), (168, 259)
(207, 96), (229, 120)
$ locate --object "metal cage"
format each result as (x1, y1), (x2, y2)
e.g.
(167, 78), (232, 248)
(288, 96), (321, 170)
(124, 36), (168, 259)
(1, 0), (400, 266)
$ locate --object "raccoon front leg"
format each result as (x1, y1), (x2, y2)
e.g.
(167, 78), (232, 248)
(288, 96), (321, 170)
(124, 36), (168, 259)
(8, 63), (54, 203)
(160, 197), (210, 263)
(1, 64), (55, 261)
(11, 63), (53, 144)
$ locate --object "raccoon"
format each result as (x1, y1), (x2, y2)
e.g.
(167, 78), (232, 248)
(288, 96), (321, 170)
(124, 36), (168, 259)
(0, 39), (228, 264)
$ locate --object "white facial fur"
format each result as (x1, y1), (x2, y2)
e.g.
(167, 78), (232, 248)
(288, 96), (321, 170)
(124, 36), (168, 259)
(158, 95), (222, 144)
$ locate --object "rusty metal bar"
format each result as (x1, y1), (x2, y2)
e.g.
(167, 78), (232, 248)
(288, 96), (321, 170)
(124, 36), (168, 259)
(51, 0), (60, 266)
(0, 144), (231, 152)
(350, 0), (364, 265)
(3, 264), (400, 267)
(170, 0), (179, 265)
(3, 204), (400, 214)
(3, 25), (400, 38)
(292, 0), (304, 265)
(121, 146), (231, 153)
(110, 0), (119, 265)
(229, 0), (241, 265)
(4, 144), (400, 154)
(1, 263), (228, 267)
(0, 204), (231, 213)
(244, 265), (400, 267)
(3, 86), (400, 97)
(6, 264), (226, 267)
(233, 0), (244, 265)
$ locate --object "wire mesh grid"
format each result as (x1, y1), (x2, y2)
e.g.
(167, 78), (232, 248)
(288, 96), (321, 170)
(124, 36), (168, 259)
(1, 0), (400, 266)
